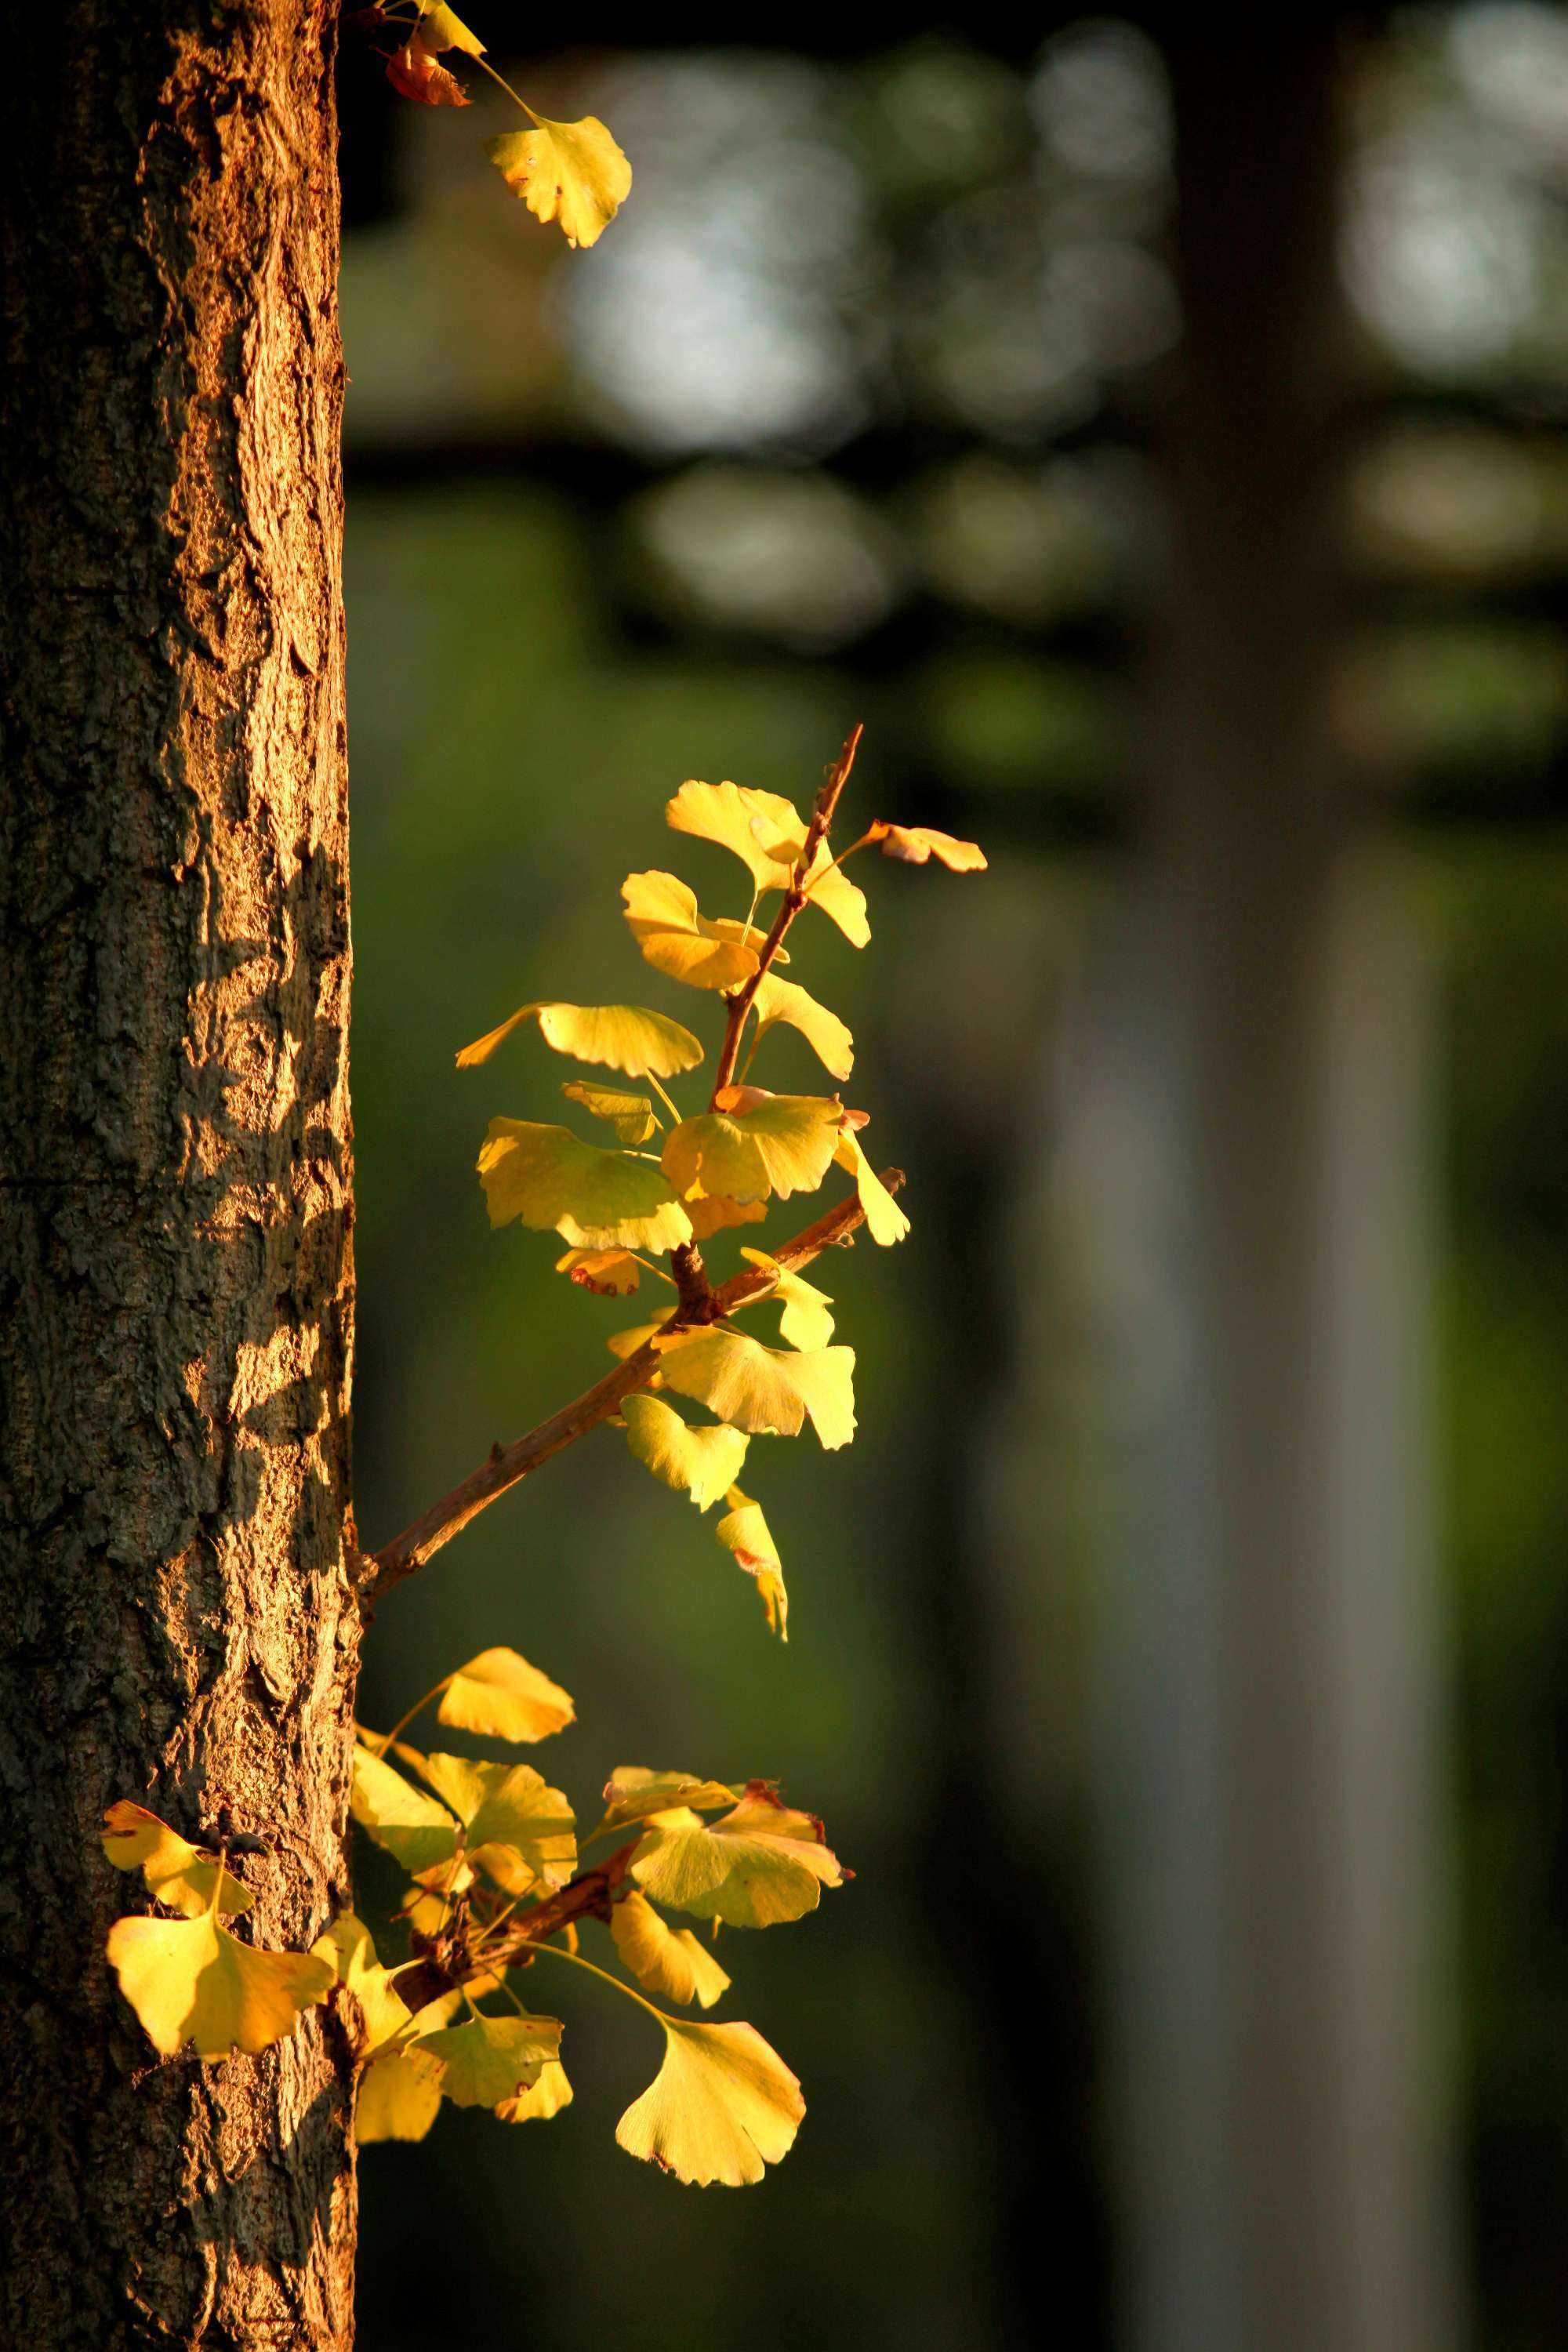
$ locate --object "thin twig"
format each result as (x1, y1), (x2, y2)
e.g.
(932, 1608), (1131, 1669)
(710, 723), (863, 1100)
(362, 1167), (904, 1606)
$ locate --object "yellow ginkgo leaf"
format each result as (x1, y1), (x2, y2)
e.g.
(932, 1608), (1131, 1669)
(479, 1120), (692, 1252)
(557, 1245), (642, 1296)
(593, 1768), (742, 1841)
(736, 1247), (835, 1351)
(358, 2045), (446, 2144)
(310, 1912), (415, 2060)
(417, 1754), (577, 1892)
(416, 2012), (564, 2107)
(662, 1091), (843, 1207)
(487, 112), (632, 250)
(629, 1787), (843, 1929)
(456, 1000), (702, 1080)
(739, 792), (870, 947)
(801, 860), (869, 948)
(833, 1128), (909, 1247)
(351, 1745), (459, 1875)
(866, 822), (987, 872)
(561, 1080), (658, 1145)
(437, 1648), (575, 1744)
(686, 1192), (767, 1240)
(416, 1), (485, 54)
(612, 1889), (732, 2009)
(622, 872), (760, 993)
(100, 1801), (254, 1919)
(658, 1328), (856, 1448)
(664, 782), (868, 942)
(672, 776), (869, 950)
(713, 1489), (789, 1640)
(615, 2016), (804, 2186)
(622, 1392), (750, 1512)
(400, 1878), (457, 1940)
(665, 781), (803, 893)
(607, 1318), (670, 1365)
(106, 1910), (334, 2059)
(386, 33), (473, 106)
(750, 973), (854, 1081)
(495, 2058), (575, 2123)
(707, 915), (787, 960)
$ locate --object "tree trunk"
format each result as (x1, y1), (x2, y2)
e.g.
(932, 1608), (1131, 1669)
(0, 5), (358, 2345)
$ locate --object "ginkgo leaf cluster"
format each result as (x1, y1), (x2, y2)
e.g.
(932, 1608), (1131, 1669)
(99, 737), (981, 2202)
(102, 1648), (846, 2189)
(350, 3), (633, 249)
(459, 742), (980, 1638)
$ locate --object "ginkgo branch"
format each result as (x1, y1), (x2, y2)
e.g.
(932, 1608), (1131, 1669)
(710, 724), (863, 1100)
(391, 1840), (641, 2014)
(362, 1168), (904, 1606)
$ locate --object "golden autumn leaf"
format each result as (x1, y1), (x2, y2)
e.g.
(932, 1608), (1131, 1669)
(486, 113), (632, 250)
(560, 1080), (659, 1145)
(666, 781), (869, 948)
(437, 1647), (575, 1744)
(713, 1487), (788, 1639)
(615, 2016), (804, 2186)
(414, 0), (485, 53)
(622, 872), (761, 993)
(310, 1912), (415, 2061)
(358, 2045), (446, 2144)
(351, 1744), (461, 1875)
(417, 1752), (577, 1892)
(833, 1127), (910, 1246)
(495, 2058), (574, 2123)
(416, 2011), (564, 2107)
(750, 973), (854, 1082)
(400, 1878), (459, 1940)
(866, 822), (987, 872)
(100, 1801), (254, 1919)
(622, 1392), (750, 1512)
(662, 1091), (843, 1207)
(593, 1767), (742, 1841)
(684, 1192), (768, 1240)
(797, 861), (869, 949)
(456, 1000), (702, 1081)
(478, 1120), (691, 1252)
(606, 1317), (670, 1372)
(665, 781), (803, 893)
(612, 1889), (731, 2009)
(658, 1328), (857, 1448)
(557, 1245), (642, 1296)
(737, 1247), (835, 1351)
(747, 806), (869, 948)
(347, 1961), (478, 2147)
(106, 1910), (333, 2059)
(629, 1788), (843, 1928)
(386, 35), (471, 106)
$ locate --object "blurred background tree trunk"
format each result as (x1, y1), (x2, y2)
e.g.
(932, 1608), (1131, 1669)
(1082, 27), (1464, 2352)
(0, 5), (358, 2345)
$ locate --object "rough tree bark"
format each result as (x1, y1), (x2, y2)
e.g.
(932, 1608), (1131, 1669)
(0, 5), (358, 2345)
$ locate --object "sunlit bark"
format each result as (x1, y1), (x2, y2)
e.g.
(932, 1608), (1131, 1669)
(0, 5), (358, 2343)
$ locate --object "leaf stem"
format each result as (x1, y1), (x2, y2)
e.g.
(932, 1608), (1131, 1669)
(471, 51), (539, 119)
(361, 1679), (450, 1758)
(810, 828), (877, 880)
(626, 1253), (677, 1289)
(646, 1073), (683, 1125)
(524, 1936), (671, 2028)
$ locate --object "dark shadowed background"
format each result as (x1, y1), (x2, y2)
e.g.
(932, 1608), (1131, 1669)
(339, 13), (1568, 2350)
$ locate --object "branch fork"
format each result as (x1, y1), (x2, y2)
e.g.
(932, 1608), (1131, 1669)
(361, 723), (883, 1610)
